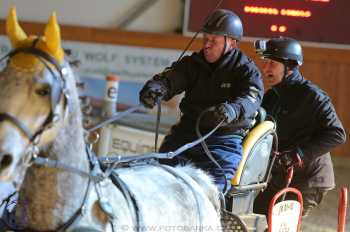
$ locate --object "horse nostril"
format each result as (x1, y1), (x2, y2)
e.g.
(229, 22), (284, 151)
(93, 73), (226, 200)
(0, 154), (13, 170)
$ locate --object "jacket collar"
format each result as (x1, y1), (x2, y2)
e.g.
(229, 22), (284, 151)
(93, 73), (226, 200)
(270, 70), (304, 97)
(273, 70), (304, 89)
(193, 48), (240, 71)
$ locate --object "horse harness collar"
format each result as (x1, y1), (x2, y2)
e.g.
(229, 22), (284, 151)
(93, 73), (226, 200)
(3, 144), (103, 232)
(20, 146), (143, 232)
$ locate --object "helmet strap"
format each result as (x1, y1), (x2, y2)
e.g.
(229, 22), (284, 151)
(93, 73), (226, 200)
(221, 36), (228, 57)
(282, 65), (289, 81)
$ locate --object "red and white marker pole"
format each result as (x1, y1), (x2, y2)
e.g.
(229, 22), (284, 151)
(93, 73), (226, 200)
(338, 187), (348, 232)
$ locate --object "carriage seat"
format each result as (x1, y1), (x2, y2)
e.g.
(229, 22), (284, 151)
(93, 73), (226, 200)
(230, 107), (274, 187)
(230, 120), (275, 187)
(221, 108), (275, 231)
(226, 108), (276, 205)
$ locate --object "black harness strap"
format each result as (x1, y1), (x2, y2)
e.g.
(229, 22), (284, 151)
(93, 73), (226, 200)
(0, 111), (54, 144)
(154, 100), (161, 152)
(151, 164), (204, 232)
(20, 180), (93, 232)
(0, 113), (33, 139)
(9, 147), (95, 232)
(54, 179), (93, 232)
(5, 180), (92, 232)
(109, 172), (141, 232)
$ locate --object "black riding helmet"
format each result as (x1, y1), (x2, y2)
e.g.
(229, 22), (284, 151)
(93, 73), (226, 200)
(255, 37), (303, 68)
(202, 9), (243, 41)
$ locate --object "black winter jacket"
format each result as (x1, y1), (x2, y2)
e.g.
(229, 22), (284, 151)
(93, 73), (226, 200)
(153, 49), (263, 136)
(263, 71), (346, 188)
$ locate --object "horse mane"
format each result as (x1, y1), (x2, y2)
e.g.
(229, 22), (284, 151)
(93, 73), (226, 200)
(48, 62), (85, 160)
(14, 61), (90, 229)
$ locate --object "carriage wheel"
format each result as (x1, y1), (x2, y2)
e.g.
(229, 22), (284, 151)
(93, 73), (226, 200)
(221, 210), (248, 232)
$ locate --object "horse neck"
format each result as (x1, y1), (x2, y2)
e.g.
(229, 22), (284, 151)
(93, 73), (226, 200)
(16, 75), (91, 230)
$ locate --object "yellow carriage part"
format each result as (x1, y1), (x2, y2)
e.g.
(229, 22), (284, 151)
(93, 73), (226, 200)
(231, 120), (275, 186)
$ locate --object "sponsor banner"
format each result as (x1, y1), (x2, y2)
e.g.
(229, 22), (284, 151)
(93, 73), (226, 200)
(106, 125), (165, 156)
(0, 35), (183, 135)
(0, 35), (185, 83)
(0, 35), (184, 119)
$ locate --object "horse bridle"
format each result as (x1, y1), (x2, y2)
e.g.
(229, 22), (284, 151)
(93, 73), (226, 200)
(0, 43), (129, 232)
(0, 41), (106, 182)
(0, 39), (69, 146)
(0, 42), (101, 232)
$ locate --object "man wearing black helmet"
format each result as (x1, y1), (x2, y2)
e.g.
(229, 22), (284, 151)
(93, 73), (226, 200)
(253, 37), (346, 216)
(139, 9), (263, 192)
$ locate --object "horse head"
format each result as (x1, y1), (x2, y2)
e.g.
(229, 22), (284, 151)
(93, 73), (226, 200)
(0, 7), (79, 186)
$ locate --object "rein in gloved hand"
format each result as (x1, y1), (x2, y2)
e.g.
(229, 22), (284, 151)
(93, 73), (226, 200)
(139, 79), (167, 109)
(213, 102), (237, 125)
(277, 148), (304, 169)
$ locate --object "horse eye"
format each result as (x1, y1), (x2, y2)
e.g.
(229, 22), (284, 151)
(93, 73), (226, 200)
(36, 88), (51, 96)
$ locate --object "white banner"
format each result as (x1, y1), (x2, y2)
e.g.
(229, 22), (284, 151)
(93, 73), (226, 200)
(99, 125), (165, 156)
(0, 35), (187, 83)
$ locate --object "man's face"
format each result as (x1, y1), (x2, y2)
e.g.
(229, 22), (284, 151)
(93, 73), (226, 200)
(261, 58), (286, 87)
(203, 33), (228, 63)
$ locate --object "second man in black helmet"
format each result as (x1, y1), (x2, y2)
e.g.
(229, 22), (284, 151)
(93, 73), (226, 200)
(139, 9), (263, 192)
(253, 37), (346, 217)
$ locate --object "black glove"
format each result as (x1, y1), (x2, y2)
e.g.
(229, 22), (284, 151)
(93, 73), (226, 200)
(278, 148), (304, 169)
(213, 103), (237, 125)
(139, 80), (167, 108)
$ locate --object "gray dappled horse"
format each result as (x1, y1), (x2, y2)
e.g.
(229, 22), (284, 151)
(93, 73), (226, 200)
(0, 8), (222, 232)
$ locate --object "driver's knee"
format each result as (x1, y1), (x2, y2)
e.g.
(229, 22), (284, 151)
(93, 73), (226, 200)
(301, 188), (328, 217)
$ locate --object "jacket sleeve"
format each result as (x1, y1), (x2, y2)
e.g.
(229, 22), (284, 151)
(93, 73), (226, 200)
(298, 95), (346, 162)
(149, 56), (195, 101)
(228, 63), (264, 120)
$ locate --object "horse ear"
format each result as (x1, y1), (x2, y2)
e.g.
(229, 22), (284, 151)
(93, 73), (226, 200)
(6, 7), (28, 48)
(44, 12), (64, 62)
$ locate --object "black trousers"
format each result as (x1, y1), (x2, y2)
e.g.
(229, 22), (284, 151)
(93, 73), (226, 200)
(253, 183), (328, 217)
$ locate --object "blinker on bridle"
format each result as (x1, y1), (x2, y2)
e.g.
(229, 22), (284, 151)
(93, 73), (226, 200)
(0, 38), (69, 144)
